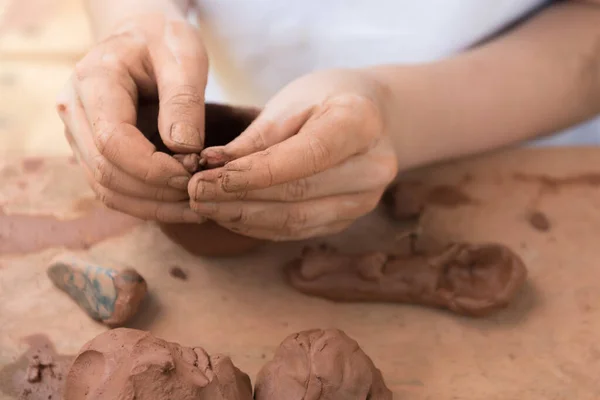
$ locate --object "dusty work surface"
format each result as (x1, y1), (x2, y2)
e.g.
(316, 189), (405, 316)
(1, 148), (600, 399)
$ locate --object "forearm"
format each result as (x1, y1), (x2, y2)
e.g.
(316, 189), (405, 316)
(86, 0), (192, 40)
(370, 1), (600, 171)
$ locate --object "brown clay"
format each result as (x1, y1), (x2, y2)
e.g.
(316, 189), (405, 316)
(159, 103), (265, 257)
(254, 329), (392, 400)
(173, 153), (202, 174)
(0, 335), (73, 400)
(64, 328), (253, 400)
(159, 221), (264, 257)
(169, 266), (188, 280)
(286, 242), (527, 317)
(527, 211), (551, 232)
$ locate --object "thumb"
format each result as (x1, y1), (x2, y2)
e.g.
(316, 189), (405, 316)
(152, 20), (208, 152)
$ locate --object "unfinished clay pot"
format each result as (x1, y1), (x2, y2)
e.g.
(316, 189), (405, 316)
(146, 102), (265, 257)
(159, 221), (264, 257)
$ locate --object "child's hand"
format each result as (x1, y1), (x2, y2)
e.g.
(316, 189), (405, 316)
(56, 14), (207, 223)
(189, 69), (398, 240)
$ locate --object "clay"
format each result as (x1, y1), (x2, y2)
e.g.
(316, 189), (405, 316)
(254, 329), (392, 400)
(174, 153), (202, 174)
(158, 103), (265, 257)
(0, 335), (73, 400)
(64, 328), (253, 400)
(286, 241), (527, 317)
(47, 254), (147, 327)
(527, 211), (551, 232)
(169, 266), (188, 280)
(0, 205), (140, 255)
(385, 181), (473, 220)
(159, 220), (264, 257)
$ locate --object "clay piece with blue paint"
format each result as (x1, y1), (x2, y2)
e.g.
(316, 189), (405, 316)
(47, 253), (147, 326)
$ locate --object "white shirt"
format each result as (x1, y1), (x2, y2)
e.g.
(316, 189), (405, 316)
(193, 0), (600, 145)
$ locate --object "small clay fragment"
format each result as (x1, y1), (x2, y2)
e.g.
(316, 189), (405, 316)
(0, 335), (74, 400)
(174, 153), (202, 174)
(527, 211), (551, 232)
(169, 266), (188, 280)
(47, 254), (147, 326)
(286, 243), (527, 317)
(254, 329), (392, 400)
(64, 328), (253, 400)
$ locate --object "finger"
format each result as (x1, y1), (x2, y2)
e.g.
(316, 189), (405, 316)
(75, 150), (204, 223)
(152, 20), (208, 151)
(72, 49), (191, 190)
(200, 106), (311, 168)
(190, 141), (397, 202)
(190, 192), (381, 233)
(218, 221), (352, 241)
(196, 95), (383, 193)
(58, 84), (191, 200)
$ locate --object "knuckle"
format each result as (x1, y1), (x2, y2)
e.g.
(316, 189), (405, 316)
(94, 185), (117, 210)
(162, 86), (203, 115)
(281, 208), (309, 235)
(93, 123), (118, 157)
(283, 178), (310, 201)
(154, 206), (170, 222)
(92, 155), (114, 187)
(306, 135), (332, 173)
(326, 93), (383, 141)
(227, 207), (247, 224)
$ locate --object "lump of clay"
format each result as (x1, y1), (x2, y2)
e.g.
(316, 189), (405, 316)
(47, 254), (147, 327)
(64, 328), (252, 400)
(286, 243), (527, 317)
(254, 329), (392, 400)
(157, 103), (265, 257)
(159, 220), (264, 257)
(0, 335), (73, 400)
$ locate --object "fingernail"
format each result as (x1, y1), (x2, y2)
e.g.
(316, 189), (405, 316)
(170, 122), (203, 148)
(168, 176), (190, 190)
(194, 180), (217, 200)
(191, 202), (218, 215)
(183, 209), (207, 223)
(222, 172), (249, 192)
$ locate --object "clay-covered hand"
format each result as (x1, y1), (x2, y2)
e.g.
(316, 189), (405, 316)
(188, 69), (398, 240)
(56, 13), (207, 223)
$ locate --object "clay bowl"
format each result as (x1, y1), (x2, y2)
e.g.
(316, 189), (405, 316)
(148, 102), (265, 257)
(158, 221), (264, 257)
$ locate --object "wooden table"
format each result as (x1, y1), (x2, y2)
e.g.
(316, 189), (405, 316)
(1, 148), (600, 399)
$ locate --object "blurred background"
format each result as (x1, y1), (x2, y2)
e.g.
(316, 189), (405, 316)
(0, 0), (92, 157)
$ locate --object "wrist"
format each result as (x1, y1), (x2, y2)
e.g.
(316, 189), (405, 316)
(361, 65), (428, 173)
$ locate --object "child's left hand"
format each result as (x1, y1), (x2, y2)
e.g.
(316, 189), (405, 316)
(188, 69), (399, 240)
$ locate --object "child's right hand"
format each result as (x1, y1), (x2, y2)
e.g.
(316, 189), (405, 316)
(56, 14), (207, 223)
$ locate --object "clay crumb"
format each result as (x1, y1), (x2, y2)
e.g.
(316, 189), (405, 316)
(527, 211), (551, 232)
(169, 266), (188, 280)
